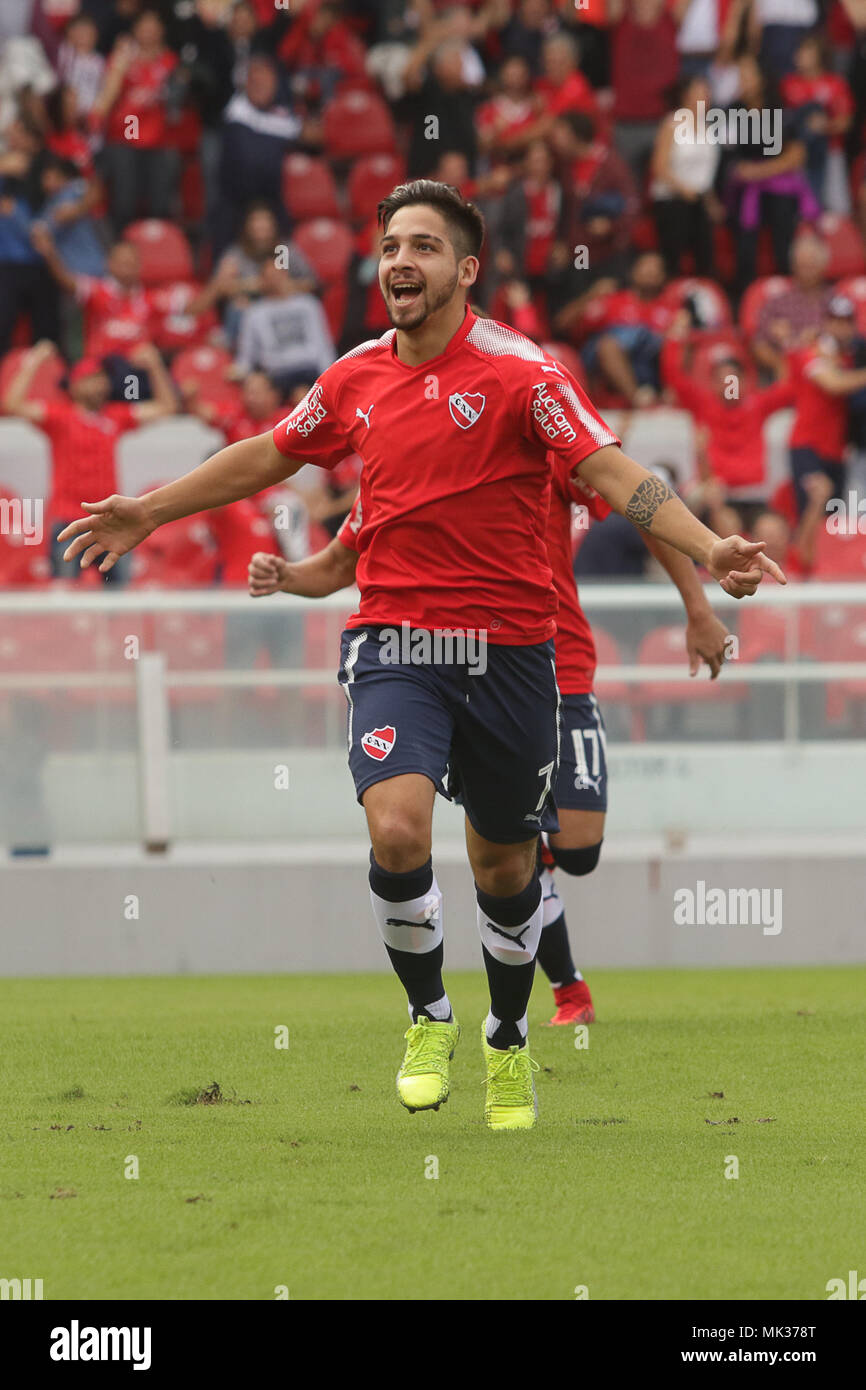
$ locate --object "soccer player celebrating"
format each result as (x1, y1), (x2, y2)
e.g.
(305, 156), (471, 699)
(248, 465), (729, 1030)
(59, 181), (784, 1130)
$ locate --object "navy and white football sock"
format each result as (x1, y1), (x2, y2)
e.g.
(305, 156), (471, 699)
(536, 865), (579, 989)
(369, 853), (452, 1024)
(476, 876), (542, 1049)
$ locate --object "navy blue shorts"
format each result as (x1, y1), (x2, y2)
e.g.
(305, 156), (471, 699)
(338, 626), (560, 844)
(555, 692), (608, 812)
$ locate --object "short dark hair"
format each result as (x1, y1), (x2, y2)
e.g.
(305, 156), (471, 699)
(378, 179), (485, 262)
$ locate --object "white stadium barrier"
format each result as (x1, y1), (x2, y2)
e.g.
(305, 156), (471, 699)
(0, 583), (864, 974)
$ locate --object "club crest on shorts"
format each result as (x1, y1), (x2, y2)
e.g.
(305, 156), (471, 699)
(361, 725), (396, 760)
(448, 391), (485, 429)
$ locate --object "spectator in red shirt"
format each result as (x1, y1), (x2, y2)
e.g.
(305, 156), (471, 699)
(29, 225), (160, 395)
(550, 111), (639, 288)
(534, 32), (598, 125)
(781, 34), (854, 213)
(477, 55), (544, 161)
(662, 320), (796, 492)
(788, 295), (866, 514)
(608, 0), (680, 179)
(278, 0), (368, 106)
(92, 10), (182, 232)
(495, 139), (566, 293)
(2, 339), (177, 582)
(578, 251), (673, 405)
(45, 83), (98, 184)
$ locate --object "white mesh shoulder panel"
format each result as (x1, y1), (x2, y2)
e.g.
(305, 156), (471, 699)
(466, 317), (547, 362)
(338, 329), (396, 362)
(554, 379), (618, 449)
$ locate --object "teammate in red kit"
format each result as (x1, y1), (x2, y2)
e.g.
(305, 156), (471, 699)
(59, 181), (784, 1130)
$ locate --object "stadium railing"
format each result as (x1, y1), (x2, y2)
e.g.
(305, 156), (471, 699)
(0, 582), (864, 850)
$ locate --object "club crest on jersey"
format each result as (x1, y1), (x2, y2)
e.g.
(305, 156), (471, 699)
(448, 391), (485, 429)
(361, 725), (396, 761)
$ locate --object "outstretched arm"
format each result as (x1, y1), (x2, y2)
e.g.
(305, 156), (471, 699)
(59, 432), (304, 573)
(577, 445), (786, 596)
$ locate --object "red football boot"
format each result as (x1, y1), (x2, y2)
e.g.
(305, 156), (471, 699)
(547, 979), (595, 1026)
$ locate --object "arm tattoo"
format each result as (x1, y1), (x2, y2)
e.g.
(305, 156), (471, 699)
(624, 475), (675, 531)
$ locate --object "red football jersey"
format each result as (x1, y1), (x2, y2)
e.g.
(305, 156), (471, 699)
(337, 453), (614, 691)
(337, 493), (363, 550)
(789, 343), (850, 462)
(582, 288), (675, 338)
(104, 51), (178, 148)
(76, 275), (154, 358)
(780, 73), (853, 150)
(272, 309), (620, 644)
(38, 399), (138, 521)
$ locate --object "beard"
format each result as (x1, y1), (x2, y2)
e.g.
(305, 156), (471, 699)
(384, 270), (460, 330)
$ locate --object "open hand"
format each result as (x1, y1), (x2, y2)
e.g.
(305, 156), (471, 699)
(57, 495), (155, 573)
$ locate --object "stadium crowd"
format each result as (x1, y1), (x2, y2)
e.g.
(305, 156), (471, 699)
(1, 0), (866, 592)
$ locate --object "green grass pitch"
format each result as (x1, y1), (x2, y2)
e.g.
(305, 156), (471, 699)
(0, 966), (863, 1301)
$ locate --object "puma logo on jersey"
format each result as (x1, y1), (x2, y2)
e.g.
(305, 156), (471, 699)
(486, 920), (533, 949)
(385, 916), (438, 930)
(540, 364), (564, 377)
(356, 403), (374, 428)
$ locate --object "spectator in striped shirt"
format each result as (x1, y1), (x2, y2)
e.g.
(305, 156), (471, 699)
(57, 14), (106, 119)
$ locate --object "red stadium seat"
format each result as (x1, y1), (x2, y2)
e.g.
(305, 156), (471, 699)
(323, 89), (396, 159)
(129, 513), (217, 588)
(0, 347), (66, 406)
(124, 220), (194, 286)
(0, 485), (50, 586)
(737, 275), (790, 339)
(293, 218), (355, 284)
(347, 153), (406, 225)
(636, 624), (747, 705)
(171, 345), (240, 411)
(322, 281), (349, 341)
(812, 214), (866, 279)
(813, 602), (866, 721)
(736, 605), (816, 664)
(281, 154), (341, 222)
(659, 278), (733, 328)
(833, 274), (866, 334)
(812, 523), (866, 579)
